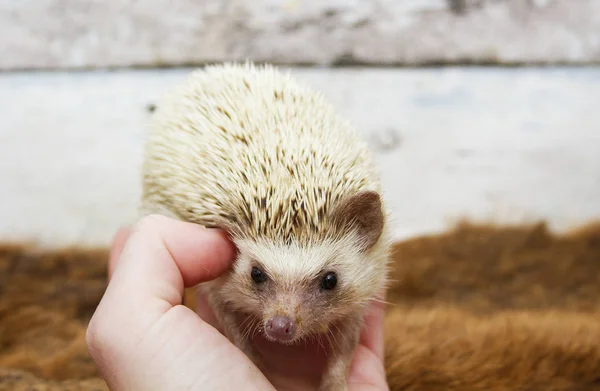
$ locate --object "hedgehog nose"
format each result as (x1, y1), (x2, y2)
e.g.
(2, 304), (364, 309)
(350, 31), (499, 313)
(266, 316), (296, 341)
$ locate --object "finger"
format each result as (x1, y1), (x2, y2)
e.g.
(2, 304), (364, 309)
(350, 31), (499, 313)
(358, 291), (387, 361)
(108, 226), (131, 279)
(118, 214), (235, 286)
(88, 215), (276, 391)
(95, 214), (236, 340)
(195, 289), (224, 334)
(348, 345), (389, 391)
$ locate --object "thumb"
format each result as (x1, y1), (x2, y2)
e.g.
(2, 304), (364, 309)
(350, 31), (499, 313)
(348, 297), (389, 391)
(348, 345), (389, 391)
(108, 226), (131, 279)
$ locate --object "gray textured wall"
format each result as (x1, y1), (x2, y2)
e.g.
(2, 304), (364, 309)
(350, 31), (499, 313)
(1, 0), (599, 70)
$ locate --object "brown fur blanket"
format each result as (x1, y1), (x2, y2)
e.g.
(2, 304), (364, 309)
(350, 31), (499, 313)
(1, 222), (599, 390)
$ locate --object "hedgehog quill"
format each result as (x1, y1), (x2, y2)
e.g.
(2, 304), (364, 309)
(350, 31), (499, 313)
(140, 63), (392, 391)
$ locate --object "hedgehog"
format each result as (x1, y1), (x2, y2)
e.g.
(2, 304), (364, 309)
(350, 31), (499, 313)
(139, 62), (392, 391)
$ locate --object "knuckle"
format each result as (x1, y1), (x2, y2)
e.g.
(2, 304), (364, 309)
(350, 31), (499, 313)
(85, 317), (105, 357)
(85, 313), (120, 361)
(134, 213), (168, 234)
(86, 314), (107, 347)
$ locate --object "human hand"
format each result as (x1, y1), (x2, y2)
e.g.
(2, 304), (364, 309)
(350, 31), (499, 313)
(86, 214), (389, 391)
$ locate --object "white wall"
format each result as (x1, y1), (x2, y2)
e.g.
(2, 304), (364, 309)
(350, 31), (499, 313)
(2, 67), (599, 248)
(1, 0), (599, 70)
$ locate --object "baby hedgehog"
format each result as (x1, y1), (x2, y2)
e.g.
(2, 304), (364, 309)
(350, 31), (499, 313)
(140, 63), (392, 391)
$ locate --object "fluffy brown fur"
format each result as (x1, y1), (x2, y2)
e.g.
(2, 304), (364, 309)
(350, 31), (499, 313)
(0, 244), (107, 390)
(385, 308), (600, 390)
(1, 222), (600, 390)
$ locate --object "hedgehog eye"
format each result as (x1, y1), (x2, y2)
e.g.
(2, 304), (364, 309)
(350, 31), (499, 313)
(251, 266), (267, 283)
(320, 271), (337, 290)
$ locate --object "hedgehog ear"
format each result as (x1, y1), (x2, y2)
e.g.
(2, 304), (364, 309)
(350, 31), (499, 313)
(332, 191), (384, 251)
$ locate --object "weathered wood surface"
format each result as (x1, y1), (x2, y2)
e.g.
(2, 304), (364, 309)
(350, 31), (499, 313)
(1, 67), (599, 247)
(1, 0), (599, 70)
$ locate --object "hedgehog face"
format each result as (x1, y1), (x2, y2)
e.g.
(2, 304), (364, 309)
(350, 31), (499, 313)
(217, 222), (389, 346)
(210, 190), (388, 345)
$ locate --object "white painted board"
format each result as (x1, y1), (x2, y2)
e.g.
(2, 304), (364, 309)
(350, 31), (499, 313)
(1, 67), (599, 248)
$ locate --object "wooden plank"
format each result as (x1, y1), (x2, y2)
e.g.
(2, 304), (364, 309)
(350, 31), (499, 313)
(1, 67), (599, 247)
(0, 0), (599, 70)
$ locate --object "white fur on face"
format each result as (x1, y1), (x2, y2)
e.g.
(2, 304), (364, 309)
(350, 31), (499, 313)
(225, 236), (387, 325)
(236, 238), (354, 286)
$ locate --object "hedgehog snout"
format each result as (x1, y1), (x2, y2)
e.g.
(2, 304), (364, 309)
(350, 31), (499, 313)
(265, 315), (296, 342)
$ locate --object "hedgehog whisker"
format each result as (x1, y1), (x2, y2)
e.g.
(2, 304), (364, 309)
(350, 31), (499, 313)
(371, 298), (395, 306)
(241, 319), (255, 341)
(329, 324), (341, 349)
(313, 331), (328, 355)
(249, 319), (262, 340)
